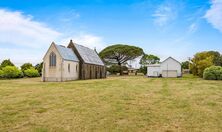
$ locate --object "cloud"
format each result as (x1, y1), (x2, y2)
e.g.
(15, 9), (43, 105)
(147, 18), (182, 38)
(152, 3), (177, 26)
(204, 0), (222, 32)
(189, 23), (198, 33)
(0, 9), (105, 65)
(60, 33), (106, 51)
(0, 9), (61, 48)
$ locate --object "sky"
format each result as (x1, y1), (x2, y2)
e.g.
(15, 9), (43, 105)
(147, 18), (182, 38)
(0, 0), (222, 66)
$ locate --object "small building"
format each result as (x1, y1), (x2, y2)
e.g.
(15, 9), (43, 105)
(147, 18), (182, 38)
(147, 57), (182, 78)
(42, 40), (106, 82)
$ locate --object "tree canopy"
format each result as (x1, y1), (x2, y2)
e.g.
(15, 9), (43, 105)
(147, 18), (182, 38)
(21, 63), (33, 72)
(0, 59), (14, 69)
(140, 54), (160, 66)
(189, 51), (222, 77)
(99, 44), (144, 65)
(35, 62), (43, 75)
(181, 61), (189, 69)
(99, 44), (143, 75)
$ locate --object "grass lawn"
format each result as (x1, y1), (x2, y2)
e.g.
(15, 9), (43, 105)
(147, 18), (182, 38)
(0, 75), (221, 132)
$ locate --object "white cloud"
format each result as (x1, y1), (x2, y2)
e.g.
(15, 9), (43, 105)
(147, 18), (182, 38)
(0, 9), (61, 48)
(60, 33), (106, 51)
(204, 0), (222, 32)
(189, 23), (198, 33)
(152, 3), (177, 26)
(0, 9), (106, 66)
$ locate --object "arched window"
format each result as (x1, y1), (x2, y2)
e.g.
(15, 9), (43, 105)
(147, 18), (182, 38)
(49, 52), (56, 67)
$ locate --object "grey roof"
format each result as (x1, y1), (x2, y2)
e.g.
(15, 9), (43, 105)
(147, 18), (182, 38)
(162, 57), (181, 64)
(55, 45), (79, 62)
(74, 44), (104, 66)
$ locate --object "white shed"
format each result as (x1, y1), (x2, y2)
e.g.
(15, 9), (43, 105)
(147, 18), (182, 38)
(147, 57), (182, 78)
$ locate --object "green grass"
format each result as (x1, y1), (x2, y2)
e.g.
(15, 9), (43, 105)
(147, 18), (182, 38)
(0, 75), (222, 132)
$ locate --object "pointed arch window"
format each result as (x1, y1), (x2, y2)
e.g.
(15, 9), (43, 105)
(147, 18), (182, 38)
(49, 52), (56, 67)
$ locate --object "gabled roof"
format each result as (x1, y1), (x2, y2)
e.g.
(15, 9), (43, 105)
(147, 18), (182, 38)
(55, 44), (79, 62)
(74, 43), (104, 66)
(161, 57), (181, 65)
(147, 57), (180, 67)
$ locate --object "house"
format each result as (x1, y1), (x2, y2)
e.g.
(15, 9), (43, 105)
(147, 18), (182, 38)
(42, 40), (106, 82)
(147, 57), (182, 78)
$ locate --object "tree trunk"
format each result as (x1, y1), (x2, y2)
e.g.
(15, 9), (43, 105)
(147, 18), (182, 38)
(118, 62), (123, 76)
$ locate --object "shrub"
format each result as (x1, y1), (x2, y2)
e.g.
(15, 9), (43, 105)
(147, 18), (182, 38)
(203, 66), (222, 80)
(21, 63), (33, 72)
(107, 65), (128, 74)
(2, 66), (23, 78)
(24, 68), (40, 77)
(138, 66), (147, 75)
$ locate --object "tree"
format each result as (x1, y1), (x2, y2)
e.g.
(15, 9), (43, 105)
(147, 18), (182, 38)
(207, 51), (222, 66)
(99, 44), (144, 75)
(181, 61), (189, 69)
(21, 63), (33, 72)
(0, 59), (14, 69)
(35, 62), (43, 75)
(189, 51), (221, 77)
(140, 54), (160, 66)
(24, 67), (40, 77)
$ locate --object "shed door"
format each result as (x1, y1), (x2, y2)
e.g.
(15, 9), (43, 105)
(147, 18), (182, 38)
(162, 70), (177, 77)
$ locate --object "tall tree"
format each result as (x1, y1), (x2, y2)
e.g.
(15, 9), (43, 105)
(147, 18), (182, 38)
(35, 62), (43, 75)
(99, 44), (144, 75)
(189, 51), (221, 77)
(140, 54), (160, 66)
(0, 59), (14, 69)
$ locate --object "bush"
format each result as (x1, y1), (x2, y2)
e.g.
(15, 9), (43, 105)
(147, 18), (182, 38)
(107, 65), (128, 74)
(21, 63), (33, 72)
(138, 66), (147, 75)
(2, 66), (23, 78)
(24, 68), (40, 77)
(203, 66), (222, 80)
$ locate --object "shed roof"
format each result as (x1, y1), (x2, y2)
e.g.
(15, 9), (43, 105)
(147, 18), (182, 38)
(74, 43), (104, 66)
(161, 57), (181, 64)
(55, 44), (79, 62)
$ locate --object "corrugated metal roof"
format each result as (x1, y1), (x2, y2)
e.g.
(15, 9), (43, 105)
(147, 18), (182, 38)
(74, 44), (104, 66)
(55, 45), (79, 62)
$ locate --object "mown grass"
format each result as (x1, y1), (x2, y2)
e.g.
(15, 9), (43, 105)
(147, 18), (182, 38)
(0, 75), (221, 132)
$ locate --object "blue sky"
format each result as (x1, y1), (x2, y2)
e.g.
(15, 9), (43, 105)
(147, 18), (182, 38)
(0, 0), (222, 66)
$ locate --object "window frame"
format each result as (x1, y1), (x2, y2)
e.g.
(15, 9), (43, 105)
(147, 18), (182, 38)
(49, 52), (56, 67)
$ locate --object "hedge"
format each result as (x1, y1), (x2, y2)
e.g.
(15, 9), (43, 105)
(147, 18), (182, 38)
(203, 66), (222, 80)
(24, 68), (40, 77)
(2, 66), (23, 78)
